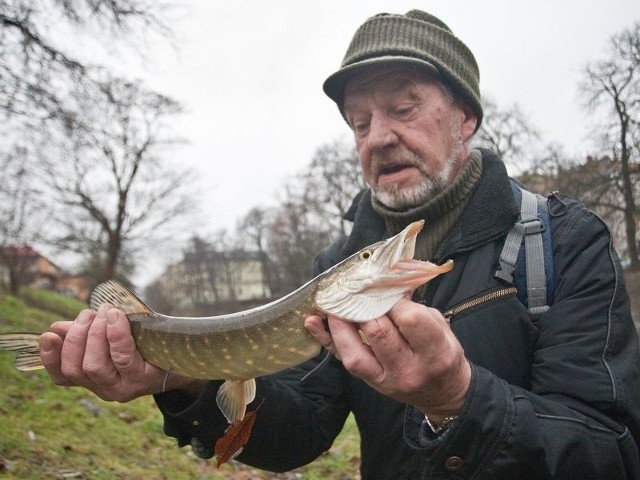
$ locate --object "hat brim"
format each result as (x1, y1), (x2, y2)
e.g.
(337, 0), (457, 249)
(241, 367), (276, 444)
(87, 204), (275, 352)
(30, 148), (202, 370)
(322, 56), (440, 105)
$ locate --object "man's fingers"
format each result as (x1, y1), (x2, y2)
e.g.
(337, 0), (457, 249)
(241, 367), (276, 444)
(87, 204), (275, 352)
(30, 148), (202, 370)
(105, 307), (143, 375)
(83, 306), (119, 385)
(359, 314), (411, 368)
(389, 300), (453, 361)
(305, 316), (336, 352)
(328, 316), (383, 379)
(59, 309), (95, 382)
(39, 332), (73, 386)
(37, 306), (167, 401)
(48, 321), (72, 338)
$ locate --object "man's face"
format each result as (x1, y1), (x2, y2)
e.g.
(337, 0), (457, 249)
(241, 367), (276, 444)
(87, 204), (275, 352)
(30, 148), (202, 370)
(343, 68), (477, 209)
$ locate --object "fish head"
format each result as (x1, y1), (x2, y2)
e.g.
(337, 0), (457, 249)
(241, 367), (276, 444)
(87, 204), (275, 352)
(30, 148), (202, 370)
(315, 220), (453, 322)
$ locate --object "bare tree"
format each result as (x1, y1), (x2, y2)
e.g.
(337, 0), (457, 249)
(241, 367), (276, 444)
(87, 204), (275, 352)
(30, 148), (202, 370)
(0, 0), (181, 287)
(473, 94), (540, 171)
(0, 0), (171, 120)
(580, 21), (640, 270)
(0, 144), (48, 293)
(518, 147), (634, 257)
(255, 137), (364, 294)
(237, 207), (275, 295)
(266, 181), (334, 296)
(182, 235), (222, 308)
(43, 76), (195, 284)
(237, 207), (269, 253)
(517, 143), (566, 193)
(303, 136), (366, 237)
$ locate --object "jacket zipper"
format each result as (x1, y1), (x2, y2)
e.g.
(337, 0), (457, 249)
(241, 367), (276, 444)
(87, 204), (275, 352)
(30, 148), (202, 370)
(443, 287), (517, 322)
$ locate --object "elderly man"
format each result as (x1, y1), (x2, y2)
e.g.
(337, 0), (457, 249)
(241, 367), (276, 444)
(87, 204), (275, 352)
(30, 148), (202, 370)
(38, 10), (640, 479)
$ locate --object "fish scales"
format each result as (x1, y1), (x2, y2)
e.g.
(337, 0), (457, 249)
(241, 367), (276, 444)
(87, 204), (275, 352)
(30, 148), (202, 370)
(128, 280), (322, 380)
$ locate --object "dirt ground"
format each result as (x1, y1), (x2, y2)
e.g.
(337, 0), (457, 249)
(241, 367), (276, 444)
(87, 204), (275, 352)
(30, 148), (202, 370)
(625, 269), (640, 335)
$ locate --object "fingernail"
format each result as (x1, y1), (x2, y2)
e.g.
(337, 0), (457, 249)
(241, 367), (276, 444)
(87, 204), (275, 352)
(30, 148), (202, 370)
(77, 309), (94, 325)
(39, 336), (53, 353)
(106, 308), (119, 326)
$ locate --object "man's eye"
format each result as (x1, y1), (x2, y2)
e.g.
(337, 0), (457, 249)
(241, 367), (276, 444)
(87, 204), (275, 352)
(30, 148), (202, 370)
(352, 121), (369, 134)
(394, 105), (414, 117)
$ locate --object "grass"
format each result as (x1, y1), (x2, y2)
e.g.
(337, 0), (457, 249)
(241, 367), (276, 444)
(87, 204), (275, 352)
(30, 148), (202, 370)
(0, 288), (361, 479)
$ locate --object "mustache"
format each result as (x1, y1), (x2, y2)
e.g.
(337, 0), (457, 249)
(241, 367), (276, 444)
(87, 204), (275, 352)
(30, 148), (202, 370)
(370, 149), (426, 178)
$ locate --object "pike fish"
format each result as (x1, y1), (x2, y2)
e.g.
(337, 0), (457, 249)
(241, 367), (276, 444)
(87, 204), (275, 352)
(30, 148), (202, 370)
(0, 220), (453, 423)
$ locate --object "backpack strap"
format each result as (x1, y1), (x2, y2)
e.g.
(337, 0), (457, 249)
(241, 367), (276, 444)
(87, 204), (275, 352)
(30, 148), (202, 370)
(520, 189), (550, 314)
(495, 180), (554, 315)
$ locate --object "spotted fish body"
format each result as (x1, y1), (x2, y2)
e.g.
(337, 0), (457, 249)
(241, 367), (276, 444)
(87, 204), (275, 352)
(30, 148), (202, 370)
(98, 280), (324, 381)
(0, 220), (454, 422)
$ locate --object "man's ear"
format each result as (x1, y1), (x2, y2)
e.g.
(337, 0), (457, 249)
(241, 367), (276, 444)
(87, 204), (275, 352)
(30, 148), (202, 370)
(460, 103), (478, 141)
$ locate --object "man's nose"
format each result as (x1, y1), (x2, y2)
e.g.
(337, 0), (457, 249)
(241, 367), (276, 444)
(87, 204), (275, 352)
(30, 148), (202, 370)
(367, 114), (399, 150)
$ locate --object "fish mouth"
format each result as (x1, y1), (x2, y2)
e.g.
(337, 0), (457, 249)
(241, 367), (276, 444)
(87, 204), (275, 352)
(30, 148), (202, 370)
(400, 220), (424, 256)
(388, 258), (454, 289)
(374, 219), (453, 290)
(315, 219), (453, 321)
(381, 220), (424, 265)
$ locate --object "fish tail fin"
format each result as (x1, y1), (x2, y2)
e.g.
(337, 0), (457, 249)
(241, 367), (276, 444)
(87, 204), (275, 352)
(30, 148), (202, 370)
(0, 333), (44, 371)
(216, 379), (257, 423)
(90, 280), (154, 315)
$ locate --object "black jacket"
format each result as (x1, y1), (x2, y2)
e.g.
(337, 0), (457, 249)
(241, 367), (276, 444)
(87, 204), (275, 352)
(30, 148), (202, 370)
(155, 151), (640, 479)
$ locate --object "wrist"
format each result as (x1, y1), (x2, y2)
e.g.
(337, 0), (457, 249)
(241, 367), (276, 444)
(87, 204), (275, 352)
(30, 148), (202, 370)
(419, 359), (471, 418)
(162, 371), (207, 398)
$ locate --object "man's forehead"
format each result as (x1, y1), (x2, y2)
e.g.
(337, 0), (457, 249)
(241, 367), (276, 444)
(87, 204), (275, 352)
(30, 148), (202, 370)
(344, 67), (437, 102)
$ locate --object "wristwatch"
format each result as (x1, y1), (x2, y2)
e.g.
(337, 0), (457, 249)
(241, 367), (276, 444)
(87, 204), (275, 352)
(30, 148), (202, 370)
(424, 414), (458, 435)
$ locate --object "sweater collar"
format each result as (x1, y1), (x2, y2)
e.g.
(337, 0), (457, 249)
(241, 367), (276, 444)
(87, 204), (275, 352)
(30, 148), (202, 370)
(370, 149), (483, 237)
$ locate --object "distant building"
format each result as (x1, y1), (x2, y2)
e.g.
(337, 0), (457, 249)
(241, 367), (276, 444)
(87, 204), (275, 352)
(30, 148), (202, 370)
(148, 250), (273, 316)
(54, 275), (91, 302)
(0, 245), (90, 301)
(0, 245), (62, 289)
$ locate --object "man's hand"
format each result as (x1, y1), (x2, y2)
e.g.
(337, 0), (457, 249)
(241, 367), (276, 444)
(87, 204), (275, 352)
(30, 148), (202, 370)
(39, 305), (201, 402)
(305, 298), (470, 422)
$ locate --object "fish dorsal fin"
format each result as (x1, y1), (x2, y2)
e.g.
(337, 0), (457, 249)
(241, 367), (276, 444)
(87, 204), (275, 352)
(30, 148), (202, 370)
(90, 280), (153, 316)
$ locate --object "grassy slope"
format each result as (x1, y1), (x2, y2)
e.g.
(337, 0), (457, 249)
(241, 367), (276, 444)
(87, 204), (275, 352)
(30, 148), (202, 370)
(0, 288), (360, 479)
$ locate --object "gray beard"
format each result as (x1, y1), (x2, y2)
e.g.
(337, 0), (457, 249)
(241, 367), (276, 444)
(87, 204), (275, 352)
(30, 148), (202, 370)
(371, 141), (463, 210)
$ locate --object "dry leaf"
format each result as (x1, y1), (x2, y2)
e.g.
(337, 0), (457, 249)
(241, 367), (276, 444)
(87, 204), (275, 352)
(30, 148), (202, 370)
(214, 406), (260, 467)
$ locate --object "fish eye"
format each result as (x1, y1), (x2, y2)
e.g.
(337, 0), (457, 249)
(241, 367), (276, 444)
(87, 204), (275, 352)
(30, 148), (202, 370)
(359, 249), (373, 260)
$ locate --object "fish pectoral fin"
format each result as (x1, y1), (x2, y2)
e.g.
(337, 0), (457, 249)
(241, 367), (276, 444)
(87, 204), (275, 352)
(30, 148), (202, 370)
(317, 290), (403, 323)
(0, 333), (44, 371)
(90, 280), (153, 315)
(216, 379), (257, 423)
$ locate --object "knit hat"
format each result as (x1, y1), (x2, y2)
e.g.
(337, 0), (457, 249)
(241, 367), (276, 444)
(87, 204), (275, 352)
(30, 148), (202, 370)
(323, 10), (483, 128)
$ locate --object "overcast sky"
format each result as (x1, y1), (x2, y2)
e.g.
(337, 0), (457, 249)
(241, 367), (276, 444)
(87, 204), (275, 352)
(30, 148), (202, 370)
(113, 0), (640, 285)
